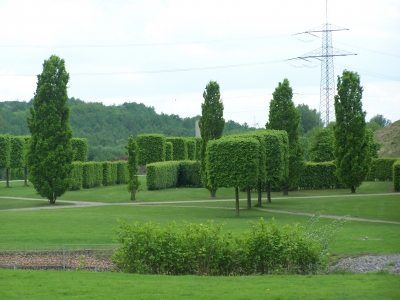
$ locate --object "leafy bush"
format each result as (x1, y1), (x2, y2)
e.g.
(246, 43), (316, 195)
(115, 160), (129, 184)
(102, 161), (117, 186)
(82, 162), (103, 188)
(178, 160), (202, 187)
(146, 161), (180, 190)
(394, 159), (400, 192)
(70, 161), (83, 190)
(186, 138), (197, 160)
(365, 158), (397, 181)
(166, 137), (188, 161)
(297, 162), (343, 189)
(112, 217), (333, 276)
(71, 138), (88, 162)
(165, 142), (173, 161)
(137, 134), (166, 165)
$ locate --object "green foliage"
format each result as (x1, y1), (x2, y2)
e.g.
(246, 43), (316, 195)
(146, 161), (180, 190)
(165, 142), (173, 161)
(178, 161), (202, 187)
(112, 218), (326, 275)
(82, 162), (103, 188)
(297, 103), (321, 134)
(393, 159), (400, 192)
(365, 158), (397, 181)
(126, 136), (141, 200)
(0, 134), (11, 169)
(206, 137), (259, 188)
(333, 70), (371, 193)
(366, 128), (382, 158)
(309, 127), (334, 162)
(199, 81), (225, 197)
(186, 138), (197, 160)
(69, 162), (83, 190)
(297, 162), (343, 190)
(166, 137), (188, 161)
(26, 55), (74, 204)
(116, 160), (129, 184)
(370, 114), (391, 127)
(266, 78), (304, 193)
(195, 137), (201, 161)
(71, 138), (88, 162)
(137, 134), (166, 165)
(102, 161), (117, 186)
(10, 136), (25, 169)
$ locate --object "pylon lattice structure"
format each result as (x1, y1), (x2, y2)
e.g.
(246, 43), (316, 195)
(288, 23), (356, 125)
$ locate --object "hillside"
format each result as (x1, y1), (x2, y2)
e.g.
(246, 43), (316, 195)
(374, 119), (400, 158)
(0, 99), (253, 161)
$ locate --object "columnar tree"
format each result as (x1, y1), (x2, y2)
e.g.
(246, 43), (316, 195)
(198, 81), (225, 197)
(26, 55), (74, 204)
(333, 70), (371, 193)
(266, 79), (304, 195)
(126, 135), (140, 200)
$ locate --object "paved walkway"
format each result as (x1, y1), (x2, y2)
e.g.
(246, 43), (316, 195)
(1, 193), (400, 225)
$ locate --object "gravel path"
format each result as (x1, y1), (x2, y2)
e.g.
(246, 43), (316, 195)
(329, 254), (400, 274)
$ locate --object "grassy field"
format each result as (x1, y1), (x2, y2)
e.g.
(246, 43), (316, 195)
(1, 179), (399, 299)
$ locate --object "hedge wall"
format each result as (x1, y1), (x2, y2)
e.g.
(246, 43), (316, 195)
(137, 134), (166, 165)
(70, 162), (83, 190)
(186, 138), (197, 160)
(102, 161), (118, 186)
(82, 162), (103, 189)
(297, 161), (343, 190)
(365, 158), (397, 181)
(394, 159), (400, 192)
(195, 137), (202, 161)
(178, 161), (202, 187)
(165, 142), (173, 161)
(0, 134), (11, 169)
(10, 136), (25, 169)
(71, 138), (88, 162)
(166, 137), (188, 161)
(147, 161), (180, 190)
(116, 160), (129, 184)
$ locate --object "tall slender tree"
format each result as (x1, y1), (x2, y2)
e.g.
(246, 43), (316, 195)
(266, 78), (304, 195)
(26, 55), (74, 204)
(198, 81), (225, 197)
(333, 70), (371, 193)
(126, 135), (140, 200)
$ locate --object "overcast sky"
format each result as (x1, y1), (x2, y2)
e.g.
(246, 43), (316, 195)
(0, 0), (399, 127)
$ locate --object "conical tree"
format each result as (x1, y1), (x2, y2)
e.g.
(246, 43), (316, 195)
(266, 78), (304, 195)
(126, 135), (140, 200)
(333, 70), (371, 193)
(26, 55), (74, 204)
(198, 81), (225, 197)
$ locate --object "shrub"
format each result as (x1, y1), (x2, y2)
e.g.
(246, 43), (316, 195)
(165, 142), (173, 161)
(186, 138), (197, 160)
(70, 162), (83, 190)
(365, 158), (397, 181)
(178, 160), (202, 187)
(137, 134), (166, 165)
(82, 162), (103, 188)
(116, 160), (129, 184)
(71, 138), (88, 162)
(166, 137), (188, 161)
(394, 159), (400, 192)
(146, 161), (180, 190)
(297, 162), (343, 190)
(102, 161), (117, 186)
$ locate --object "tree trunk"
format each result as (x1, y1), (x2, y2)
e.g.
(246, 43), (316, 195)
(6, 168), (10, 188)
(282, 185), (289, 195)
(130, 189), (136, 201)
(210, 189), (217, 198)
(235, 187), (239, 217)
(257, 181), (262, 207)
(24, 167), (28, 186)
(246, 187), (251, 209)
(48, 197), (56, 204)
(351, 186), (356, 193)
(267, 181), (271, 203)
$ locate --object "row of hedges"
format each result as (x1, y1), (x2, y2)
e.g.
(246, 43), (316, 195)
(146, 160), (201, 190)
(365, 158), (397, 181)
(112, 218), (325, 275)
(297, 162), (343, 190)
(69, 160), (128, 190)
(394, 159), (400, 192)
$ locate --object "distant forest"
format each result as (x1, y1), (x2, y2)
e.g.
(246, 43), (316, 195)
(0, 98), (254, 161)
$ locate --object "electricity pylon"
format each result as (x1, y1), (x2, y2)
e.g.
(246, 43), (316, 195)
(287, 2), (356, 126)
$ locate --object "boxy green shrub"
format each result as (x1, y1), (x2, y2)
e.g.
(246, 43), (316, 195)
(186, 138), (197, 160)
(394, 159), (400, 192)
(70, 161), (83, 190)
(137, 134), (166, 165)
(82, 162), (103, 188)
(365, 158), (397, 181)
(116, 160), (129, 184)
(165, 142), (173, 161)
(102, 161), (117, 186)
(71, 138), (88, 162)
(178, 160), (202, 187)
(146, 161), (180, 190)
(166, 137), (188, 161)
(112, 218), (327, 276)
(297, 162), (343, 189)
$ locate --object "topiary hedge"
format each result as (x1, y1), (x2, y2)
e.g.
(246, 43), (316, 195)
(178, 160), (202, 187)
(70, 161), (83, 190)
(297, 161), (343, 189)
(137, 134), (166, 165)
(365, 158), (397, 181)
(102, 161), (117, 186)
(71, 138), (88, 162)
(186, 138), (197, 160)
(165, 142), (173, 161)
(166, 137), (188, 161)
(146, 161), (180, 190)
(394, 159), (400, 192)
(82, 162), (103, 189)
(116, 160), (129, 184)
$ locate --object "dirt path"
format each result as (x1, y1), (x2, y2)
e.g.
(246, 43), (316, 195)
(1, 193), (400, 225)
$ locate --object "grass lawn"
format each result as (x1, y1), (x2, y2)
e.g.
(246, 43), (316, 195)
(1, 269), (399, 300)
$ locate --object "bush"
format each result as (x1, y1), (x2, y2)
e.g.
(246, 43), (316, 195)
(178, 160), (202, 187)
(146, 161), (180, 190)
(365, 158), (397, 181)
(186, 138), (197, 160)
(394, 159), (400, 192)
(116, 160), (129, 184)
(166, 137), (188, 161)
(137, 134), (166, 165)
(70, 162), (83, 190)
(71, 138), (88, 162)
(112, 218), (330, 276)
(165, 142), (173, 161)
(82, 162), (103, 188)
(102, 161), (117, 186)
(297, 162), (343, 190)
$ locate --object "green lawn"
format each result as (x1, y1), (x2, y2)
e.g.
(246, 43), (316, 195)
(1, 269), (399, 300)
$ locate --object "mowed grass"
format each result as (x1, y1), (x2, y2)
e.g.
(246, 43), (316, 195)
(1, 269), (399, 300)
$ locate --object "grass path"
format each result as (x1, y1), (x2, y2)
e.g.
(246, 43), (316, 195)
(2, 193), (400, 225)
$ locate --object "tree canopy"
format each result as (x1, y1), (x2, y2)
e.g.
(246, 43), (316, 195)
(297, 103), (321, 134)
(369, 114), (391, 128)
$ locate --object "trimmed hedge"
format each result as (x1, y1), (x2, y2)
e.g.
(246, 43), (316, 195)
(82, 162), (103, 189)
(365, 158), (397, 181)
(137, 134), (166, 165)
(166, 137), (188, 161)
(102, 161), (118, 186)
(165, 142), (173, 161)
(195, 137), (202, 161)
(147, 161), (180, 190)
(70, 162), (83, 190)
(10, 136), (25, 169)
(0, 134), (11, 169)
(297, 162), (343, 190)
(186, 138), (197, 160)
(394, 159), (400, 192)
(71, 138), (88, 162)
(178, 161), (202, 187)
(116, 160), (129, 184)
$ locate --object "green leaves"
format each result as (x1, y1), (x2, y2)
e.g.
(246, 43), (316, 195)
(126, 135), (140, 199)
(137, 134), (166, 165)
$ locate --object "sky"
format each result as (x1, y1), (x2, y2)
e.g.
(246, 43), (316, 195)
(0, 0), (399, 127)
